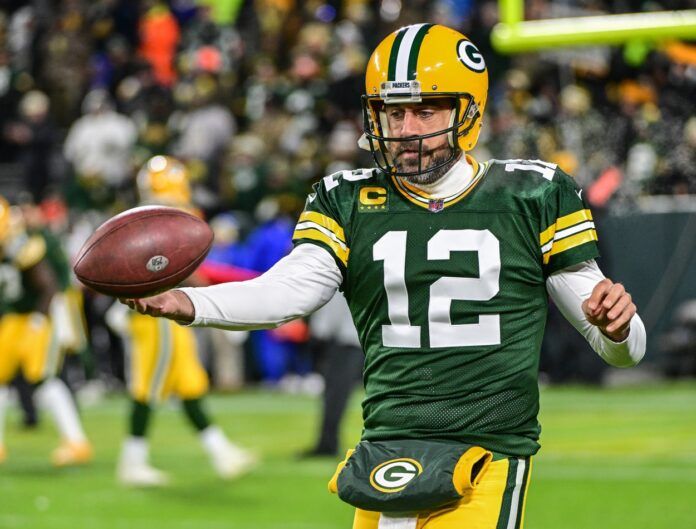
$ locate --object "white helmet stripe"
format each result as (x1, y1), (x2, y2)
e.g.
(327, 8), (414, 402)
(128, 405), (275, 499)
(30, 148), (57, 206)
(395, 24), (428, 82)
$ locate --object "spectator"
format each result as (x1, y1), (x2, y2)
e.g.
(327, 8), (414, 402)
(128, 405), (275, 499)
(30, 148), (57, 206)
(4, 90), (57, 202)
(137, 1), (180, 87)
(63, 89), (137, 210)
(170, 74), (235, 195)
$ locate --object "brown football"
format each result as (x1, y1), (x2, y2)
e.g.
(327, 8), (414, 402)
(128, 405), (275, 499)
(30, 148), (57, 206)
(73, 206), (213, 298)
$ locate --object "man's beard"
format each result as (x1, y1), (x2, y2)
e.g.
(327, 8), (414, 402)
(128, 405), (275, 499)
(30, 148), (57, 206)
(391, 141), (458, 185)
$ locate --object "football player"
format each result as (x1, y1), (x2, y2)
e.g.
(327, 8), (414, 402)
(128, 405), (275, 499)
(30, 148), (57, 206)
(0, 196), (93, 466)
(123, 26), (645, 528)
(109, 156), (255, 486)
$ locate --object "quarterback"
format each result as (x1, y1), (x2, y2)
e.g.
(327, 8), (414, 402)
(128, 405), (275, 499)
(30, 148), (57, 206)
(125, 25), (645, 528)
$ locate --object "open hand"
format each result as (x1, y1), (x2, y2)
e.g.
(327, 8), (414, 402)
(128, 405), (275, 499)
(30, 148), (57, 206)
(582, 279), (636, 342)
(120, 290), (195, 324)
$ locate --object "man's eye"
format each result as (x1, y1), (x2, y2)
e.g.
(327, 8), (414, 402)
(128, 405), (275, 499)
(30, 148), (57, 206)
(418, 111), (434, 119)
(389, 110), (404, 119)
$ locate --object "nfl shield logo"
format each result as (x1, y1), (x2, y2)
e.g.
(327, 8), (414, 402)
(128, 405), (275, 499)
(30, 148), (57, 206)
(428, 199), (444, 212)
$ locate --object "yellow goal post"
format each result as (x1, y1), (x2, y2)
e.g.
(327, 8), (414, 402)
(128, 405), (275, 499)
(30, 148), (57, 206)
(492, 0), (696, 53)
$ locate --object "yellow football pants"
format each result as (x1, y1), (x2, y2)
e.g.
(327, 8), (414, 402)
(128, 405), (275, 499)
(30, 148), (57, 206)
(352, 457), (532, 529)
(0, 313), (60, 384)
(127, 314), (209, 403)
(61, 287), (89, 354)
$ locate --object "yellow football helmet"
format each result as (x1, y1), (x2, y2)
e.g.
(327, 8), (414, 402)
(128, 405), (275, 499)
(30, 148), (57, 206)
(0, 195), (10, 243)
(136, 155), (191, 206)
(361, 24), (488, 176)
(0, 196), (28, 252)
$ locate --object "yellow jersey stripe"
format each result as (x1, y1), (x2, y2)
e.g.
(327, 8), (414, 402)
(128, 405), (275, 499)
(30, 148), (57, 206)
(465, 154), (480, 176)
(400, 177), (432, 198)
(539, 209), (593, 246)
(298, 211), (346, 243)
(543, 229), (597, 264)
(293, 228), (349, 266)
(540, 220), (595, 254)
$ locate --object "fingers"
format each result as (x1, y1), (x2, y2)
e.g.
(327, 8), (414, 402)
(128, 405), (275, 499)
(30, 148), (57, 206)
(605, 300), (636, 335)
(601, 283), (626, 312)
(598, 283), (631, 331)
(119, 298), (136, 310)
(119, 296), (163, 316)
(606, 291), (631, 321)
(587, 280), (627, 315)
(584, 279), (637, 340)
(118, 292), (186, 321)
(586, 279), (613, 316)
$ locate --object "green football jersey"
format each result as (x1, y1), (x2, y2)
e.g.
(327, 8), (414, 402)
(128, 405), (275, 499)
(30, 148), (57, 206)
(37, 228), (71, 291)
(0, 230), (58, 313)
(293, 157), (599, 456)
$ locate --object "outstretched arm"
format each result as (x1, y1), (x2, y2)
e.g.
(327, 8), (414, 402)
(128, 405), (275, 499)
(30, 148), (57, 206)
(124, 244), (343, 330)
(546, 260), (646, 367)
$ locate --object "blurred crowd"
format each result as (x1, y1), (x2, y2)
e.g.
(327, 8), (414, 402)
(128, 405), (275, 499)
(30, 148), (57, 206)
(0, 0), (695, 391)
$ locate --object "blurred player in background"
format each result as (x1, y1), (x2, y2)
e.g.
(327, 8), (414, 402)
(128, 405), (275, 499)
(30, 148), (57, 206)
(107, 156), (255, 486)
(21, 201), (91, 367)
(126, 25), (646, 527)
(0, 196), (92, 467)
(302, 291), (363, 458)
(10, 200), (91, 428)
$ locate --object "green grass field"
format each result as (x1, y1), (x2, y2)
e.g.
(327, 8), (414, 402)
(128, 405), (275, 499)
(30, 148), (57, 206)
(1, 383), (695, 528)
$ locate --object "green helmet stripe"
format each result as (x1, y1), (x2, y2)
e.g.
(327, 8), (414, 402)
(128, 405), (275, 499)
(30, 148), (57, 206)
(388, 28), (408, 81)
(407, 24), (434, 80)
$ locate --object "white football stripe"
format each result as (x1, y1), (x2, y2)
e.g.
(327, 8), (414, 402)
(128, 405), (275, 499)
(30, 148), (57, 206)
(378, 515), (417, 529)
(395, 24), (427, 81)
(506, 458), (526, 529)
(295, 222), (347, 250)
(541, 221), (596, 254)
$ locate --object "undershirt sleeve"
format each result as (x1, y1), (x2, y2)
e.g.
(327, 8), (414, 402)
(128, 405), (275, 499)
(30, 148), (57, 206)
(545, 259), (646, 368)
(177, 244), (342, 330)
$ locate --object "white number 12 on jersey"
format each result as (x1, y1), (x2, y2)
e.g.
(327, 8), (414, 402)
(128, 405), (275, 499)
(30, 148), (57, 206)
(373, 229), (501, 348)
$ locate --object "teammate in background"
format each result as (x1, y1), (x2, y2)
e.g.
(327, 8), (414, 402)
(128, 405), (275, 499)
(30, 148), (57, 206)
(10, 201), (91, 429)
(0, 196), (93, 467)
(21, 201), (91, 368)
(124, 26), (646, 528)
(108, 156), (255, 486)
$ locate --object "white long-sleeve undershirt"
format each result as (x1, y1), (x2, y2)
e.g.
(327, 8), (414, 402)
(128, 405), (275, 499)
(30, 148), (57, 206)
(545, 259), (645, 367)
(179, 244), (341, 330)
(179, 244), (645, 368)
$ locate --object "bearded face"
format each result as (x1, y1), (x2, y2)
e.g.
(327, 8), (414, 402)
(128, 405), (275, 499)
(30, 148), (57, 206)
(384, 99), (459, 185)
(389, 138), (457, 185)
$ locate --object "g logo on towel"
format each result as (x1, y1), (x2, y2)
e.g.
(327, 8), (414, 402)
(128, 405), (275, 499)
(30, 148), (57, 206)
(369, 458), (423, 493)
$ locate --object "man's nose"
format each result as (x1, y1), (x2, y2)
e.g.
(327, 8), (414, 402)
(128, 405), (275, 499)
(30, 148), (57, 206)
(398, 111), (421, 137)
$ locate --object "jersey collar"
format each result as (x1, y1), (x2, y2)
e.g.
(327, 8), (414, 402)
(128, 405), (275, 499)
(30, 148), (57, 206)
(389, 155), (488, 211)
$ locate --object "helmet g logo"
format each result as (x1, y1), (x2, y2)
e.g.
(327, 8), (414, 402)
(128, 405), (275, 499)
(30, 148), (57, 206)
(457, 40), (486, 73)
(369, 458), (423, 493)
